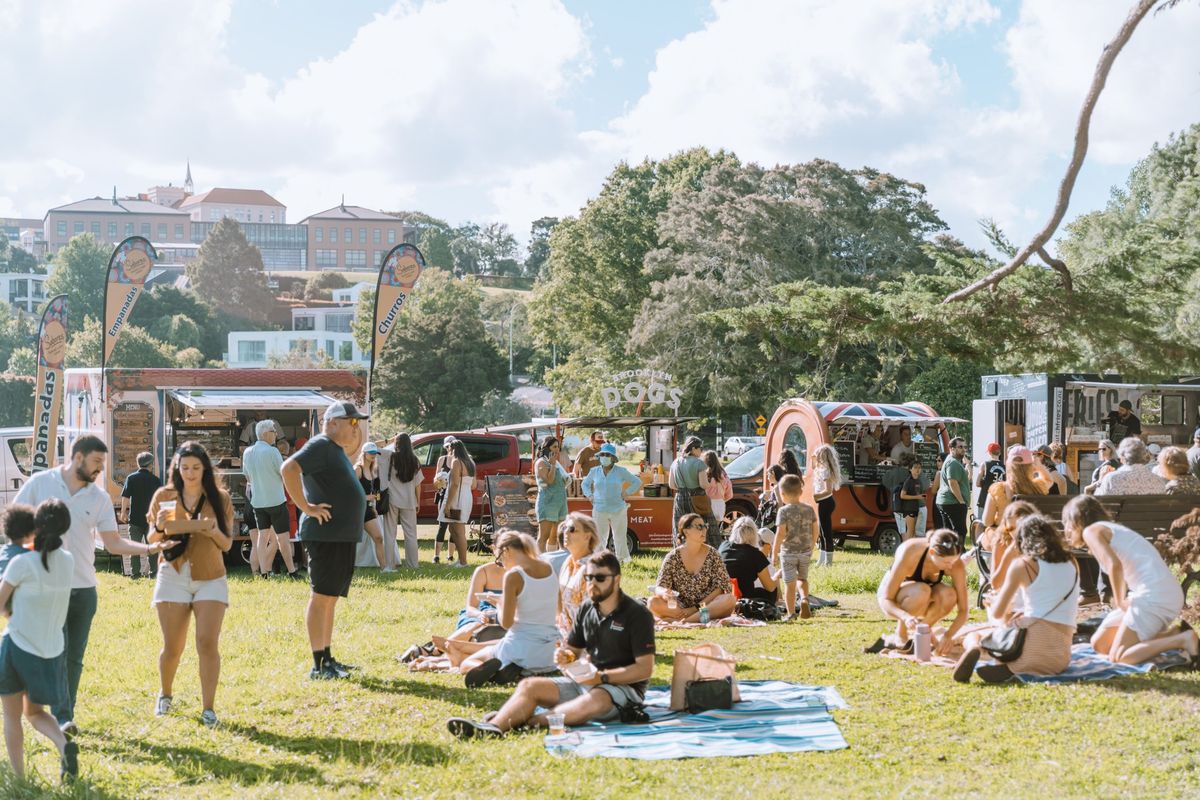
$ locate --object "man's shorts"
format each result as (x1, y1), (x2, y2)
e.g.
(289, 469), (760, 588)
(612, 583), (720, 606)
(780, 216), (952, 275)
(778, 550), (812, 583)
(252, 503), (291, 535)
(306, 541), (356, 597)
(551, 676), (642, 722)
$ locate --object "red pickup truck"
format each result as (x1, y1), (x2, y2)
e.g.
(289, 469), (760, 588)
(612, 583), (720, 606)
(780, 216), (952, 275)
(410, 431), (528, 520)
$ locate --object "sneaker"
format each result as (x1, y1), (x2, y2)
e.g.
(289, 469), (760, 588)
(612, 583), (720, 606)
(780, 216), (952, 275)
(60, 740), (79, 782)
(381, 567), (396, 573)
(433, 556), (441, 564)
(492, 662), (524, 686)
(465, 657), (503, 688)
(452, 561), (471, 569)
(328, 656), (358, 672)
(310, 662), (349, 680)
(200, 709), (219, 728)
(59, 720), (79, 737)
(287, 570), (304, 580)
(155, 695), (173, 716)
(446, 717), (504, 740)
(976, 663), (1017, 684)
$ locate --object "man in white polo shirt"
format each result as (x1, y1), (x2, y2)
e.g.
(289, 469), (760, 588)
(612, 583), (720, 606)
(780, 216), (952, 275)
(14, 435), (166, 735)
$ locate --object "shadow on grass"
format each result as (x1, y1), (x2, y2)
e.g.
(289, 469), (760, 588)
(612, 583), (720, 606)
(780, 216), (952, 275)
(1090, 668), (1200, 699)
(105, 738), (324, 786)
(222, 723), (454, 768)
(0, 766), (126, 800)
(352, 674), (514, 707)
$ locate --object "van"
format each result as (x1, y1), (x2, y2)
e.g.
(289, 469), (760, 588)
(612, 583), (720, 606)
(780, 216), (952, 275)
(0, 428), (66, 509)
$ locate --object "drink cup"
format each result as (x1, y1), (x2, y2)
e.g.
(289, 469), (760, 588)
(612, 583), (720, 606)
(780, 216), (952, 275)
(159, 500), (177, 522)
(547, 713), (566, 736)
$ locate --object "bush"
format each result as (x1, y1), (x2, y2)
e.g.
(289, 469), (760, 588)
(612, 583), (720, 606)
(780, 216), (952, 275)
(0, 374), (35, 426)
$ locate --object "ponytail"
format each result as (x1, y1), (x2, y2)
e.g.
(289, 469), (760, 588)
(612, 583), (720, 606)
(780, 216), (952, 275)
(33, 498), (70, 572)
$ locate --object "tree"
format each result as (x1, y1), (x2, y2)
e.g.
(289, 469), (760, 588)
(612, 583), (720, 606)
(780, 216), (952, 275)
(67, 318), (177, 368)
(149, 314), (201, 351)
(478, 222), (520, 276)
(304, 271), (351, 301)
(186, 218), (275, 322)
(352, 268), (508, 430)
(0, 303), (35, 373)
(525, 217), (558, 280)
(5, 346), (36, 377)
(44, 234), (110, 324)
(0, 237), (42, 274)
(175, 347), (205, 368)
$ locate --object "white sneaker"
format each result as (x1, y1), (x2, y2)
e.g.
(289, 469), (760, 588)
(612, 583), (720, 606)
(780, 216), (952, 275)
(59, 720), (79, 737)
(200, 709), (219, 728)
(155, 695), (172, 716)
(452, 561), (470, 568)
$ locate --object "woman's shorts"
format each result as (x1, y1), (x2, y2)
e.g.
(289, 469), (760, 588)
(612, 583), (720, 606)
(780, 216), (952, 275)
(153, 561), (230, 606)
(1097, 594), (1182, 642)
(778, 550), (812, 583)
(0, 635), (64, 707)
(536, 496), (568, 523)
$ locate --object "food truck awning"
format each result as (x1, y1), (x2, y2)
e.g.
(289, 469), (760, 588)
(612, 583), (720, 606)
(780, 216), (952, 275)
(166, 389), (339, 411)
(470, 416), (700, 434)
(1064, 381), (1200, 392)
(814, 401), (964, 426)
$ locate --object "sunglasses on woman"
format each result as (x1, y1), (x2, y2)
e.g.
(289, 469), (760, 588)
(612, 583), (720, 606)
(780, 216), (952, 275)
(687, 522), (707, 530)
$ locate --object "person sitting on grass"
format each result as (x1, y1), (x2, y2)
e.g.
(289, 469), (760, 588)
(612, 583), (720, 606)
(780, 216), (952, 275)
(446, 551), (655, 739)
(1063, 496), (1196, 666)
(556, 513), (603, 637)
(771, 474), (817, 620)
(954, 515), (1081, 684)
(719, 517), (777, 603)
(982, 500), (1040, 594)
(648, 514), (735, 624)
(866, 530), (968, 655)
(0, 499), (78, 781)
(459, 531), (560, 688)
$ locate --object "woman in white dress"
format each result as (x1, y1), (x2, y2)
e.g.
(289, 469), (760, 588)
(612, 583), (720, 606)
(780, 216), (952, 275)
(439, 440), (476, 568)
(459, 531), (559, 687)
(1063, 495), (1198, 665)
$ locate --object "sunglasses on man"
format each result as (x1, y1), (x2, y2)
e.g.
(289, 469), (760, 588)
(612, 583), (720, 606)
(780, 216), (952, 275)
(584, 573), (614, 583)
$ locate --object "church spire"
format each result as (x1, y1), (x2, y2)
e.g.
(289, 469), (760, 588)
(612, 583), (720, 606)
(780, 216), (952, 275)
(184, 159), (194, 195)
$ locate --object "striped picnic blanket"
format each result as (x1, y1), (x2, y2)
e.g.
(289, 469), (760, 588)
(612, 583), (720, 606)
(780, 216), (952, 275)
(543, 680), (848, 760)
(1013, 644), (1192, 684)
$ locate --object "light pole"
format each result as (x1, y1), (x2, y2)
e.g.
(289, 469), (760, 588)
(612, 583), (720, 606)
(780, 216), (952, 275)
(506, 302), (517, 387)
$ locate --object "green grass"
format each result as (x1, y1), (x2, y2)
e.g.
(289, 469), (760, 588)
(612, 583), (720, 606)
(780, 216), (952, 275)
(4, 538), (1200, 798)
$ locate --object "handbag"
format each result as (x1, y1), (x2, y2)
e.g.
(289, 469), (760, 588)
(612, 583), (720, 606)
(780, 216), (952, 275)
(671, 460), (712, 516)
(162, 494), (207, 562)
(685, 677), (734, 713)
(735, 598), (781, 622)
(376, 481), (390, 516)
(669, 643), (740, 710)
(690, 489), (713, 517)
(981, 563), (1078, 662)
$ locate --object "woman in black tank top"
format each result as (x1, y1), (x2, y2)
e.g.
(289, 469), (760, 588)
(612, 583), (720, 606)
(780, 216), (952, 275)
(866, 530), (969, 655)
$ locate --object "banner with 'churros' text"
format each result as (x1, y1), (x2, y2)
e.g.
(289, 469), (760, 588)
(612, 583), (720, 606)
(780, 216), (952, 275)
(368, 243), (425, 403)
(32, 294), (68, 473)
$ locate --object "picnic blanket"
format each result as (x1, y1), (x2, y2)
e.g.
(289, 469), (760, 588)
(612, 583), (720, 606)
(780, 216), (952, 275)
(882, 643), (1192, 683)
(654, 615), (767, 631)
(543, 680), (848, 760)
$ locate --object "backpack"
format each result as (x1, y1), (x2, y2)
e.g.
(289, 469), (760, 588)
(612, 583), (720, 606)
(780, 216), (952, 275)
(735, 598), (781, 622)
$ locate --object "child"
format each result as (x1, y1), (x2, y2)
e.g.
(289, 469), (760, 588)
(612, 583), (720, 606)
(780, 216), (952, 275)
(771, 474), (819, 620)
(0, 498), (78, 781)
(0, 505), (35, 577)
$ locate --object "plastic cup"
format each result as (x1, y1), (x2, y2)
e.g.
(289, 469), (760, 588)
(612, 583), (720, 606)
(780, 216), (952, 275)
(547, 713), (566, 736)
(159, 500), (177, 521)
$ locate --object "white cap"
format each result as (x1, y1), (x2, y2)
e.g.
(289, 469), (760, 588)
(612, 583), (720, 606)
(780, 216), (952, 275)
(324, 402), (369, 423)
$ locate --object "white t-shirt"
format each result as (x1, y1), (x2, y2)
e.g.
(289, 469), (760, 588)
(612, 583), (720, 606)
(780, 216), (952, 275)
(14, 468), (118, 589)
(2, 549), (75, 658)
(890, 442), (917, 462)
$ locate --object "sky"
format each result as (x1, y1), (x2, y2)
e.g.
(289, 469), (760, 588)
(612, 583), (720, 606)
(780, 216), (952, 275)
(0, 0), (1197, 253)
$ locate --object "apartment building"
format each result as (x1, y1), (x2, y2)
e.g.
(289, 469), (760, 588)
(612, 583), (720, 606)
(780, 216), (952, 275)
(0, 273), (47, 314)
(226, 304), (366, 369)
(43, 196), (192, 253)
(297, 204), (411, 272)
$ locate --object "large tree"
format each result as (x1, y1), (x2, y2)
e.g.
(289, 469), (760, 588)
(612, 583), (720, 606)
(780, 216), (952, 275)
(525, 216), (558, 281)
(186, 218), (274, 322)
(44, 234), (110, 323)
(352, 268), (508, 430)
(0, 237), (42, 274)
(67, 317), (177, 368)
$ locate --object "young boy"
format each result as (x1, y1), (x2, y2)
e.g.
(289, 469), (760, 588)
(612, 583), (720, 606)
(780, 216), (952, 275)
(0, 504), (36, 577)
(0, 498), (78, 781)
(771, 474), (819, 620)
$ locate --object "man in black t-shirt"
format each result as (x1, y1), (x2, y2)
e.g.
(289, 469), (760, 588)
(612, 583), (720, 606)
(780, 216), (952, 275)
(281, 401), (368, 680)
(1106, 400), (1142, 445)
(974, 442), (1006, 517)
(448, 551), (656, 739)
(118, 452), (162, 579)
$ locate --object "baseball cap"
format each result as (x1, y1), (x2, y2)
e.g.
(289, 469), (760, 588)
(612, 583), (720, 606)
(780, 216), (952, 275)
(363, 441), (381, 454)
(323, 402), (369, 423)
(757, 527), (775, 546)
(986, 442), (1001, 456)
(442, 435), (457, 447)
(1007, 445), (1034, 465)
(1034, 444), (1054, 459)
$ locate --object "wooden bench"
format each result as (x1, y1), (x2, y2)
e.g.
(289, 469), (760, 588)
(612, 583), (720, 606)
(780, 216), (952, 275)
(1014, 493), (1200, 601)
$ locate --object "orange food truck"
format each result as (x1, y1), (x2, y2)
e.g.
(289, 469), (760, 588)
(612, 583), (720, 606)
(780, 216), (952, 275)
(469, 415), (699, 551)
(762, 400), (965, 554)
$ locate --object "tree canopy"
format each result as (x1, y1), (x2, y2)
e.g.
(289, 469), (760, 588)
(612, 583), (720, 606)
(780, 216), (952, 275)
(44, 234), (109, 324)
(186, 218), (274, 322)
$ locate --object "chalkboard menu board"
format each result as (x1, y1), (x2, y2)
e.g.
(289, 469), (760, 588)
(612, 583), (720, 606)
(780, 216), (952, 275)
(832, 439), (942, 485)
(111, 402), (153, 484)
(485, 475), (537, 536)
(915, 442), (940, 474)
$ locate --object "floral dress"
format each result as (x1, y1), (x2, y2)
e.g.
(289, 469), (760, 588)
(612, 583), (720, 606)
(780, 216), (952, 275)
(656, 545), (732, 609)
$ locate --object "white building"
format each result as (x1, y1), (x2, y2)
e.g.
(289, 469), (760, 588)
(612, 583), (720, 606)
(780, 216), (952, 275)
(226, 305), (366, 369)
(330, 282), (372, 305)
(0, 273), (47, 314)
(180, 188), (286, 224)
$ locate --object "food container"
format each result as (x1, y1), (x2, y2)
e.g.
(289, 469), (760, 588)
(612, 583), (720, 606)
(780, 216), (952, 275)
(562, 659), (597, 683)
(644, 485), (661, 498)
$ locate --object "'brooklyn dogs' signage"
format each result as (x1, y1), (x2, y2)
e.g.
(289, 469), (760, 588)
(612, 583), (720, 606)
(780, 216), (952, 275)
(32, 295), (68, 472)
(602, 369), (684, 413)
(101, 237), (156, 380)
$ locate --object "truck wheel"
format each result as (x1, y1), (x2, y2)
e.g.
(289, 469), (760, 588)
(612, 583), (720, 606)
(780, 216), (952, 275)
(625, 530), (640, 556)
(872, 526), (902, 556)
(723, 501), (757, 533)
(239, 540), (253, 565)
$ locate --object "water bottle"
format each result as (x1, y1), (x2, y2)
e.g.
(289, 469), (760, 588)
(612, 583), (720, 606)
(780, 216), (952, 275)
(699, 602), (710, 625)
(914, 623), (932, 662)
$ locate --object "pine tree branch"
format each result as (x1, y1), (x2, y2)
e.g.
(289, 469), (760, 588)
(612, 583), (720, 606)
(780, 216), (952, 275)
(944, 0), (1160, 303)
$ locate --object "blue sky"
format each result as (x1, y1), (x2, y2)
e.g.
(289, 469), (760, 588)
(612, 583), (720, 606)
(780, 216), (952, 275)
(1, 0), (1196, 253)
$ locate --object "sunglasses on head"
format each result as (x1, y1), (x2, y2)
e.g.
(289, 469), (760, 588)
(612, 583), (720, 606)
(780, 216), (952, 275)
(584, 573), (614, 583)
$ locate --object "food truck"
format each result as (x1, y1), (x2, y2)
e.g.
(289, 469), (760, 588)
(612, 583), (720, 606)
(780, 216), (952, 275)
(762, 400), (964, 554)
(63, 368), (366, 556)
(469, 416), (700, 551)
(974, 373), (1200, 485)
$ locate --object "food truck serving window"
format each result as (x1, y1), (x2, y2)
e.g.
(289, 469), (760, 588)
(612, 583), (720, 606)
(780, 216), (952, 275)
(783, 425), (807, 471)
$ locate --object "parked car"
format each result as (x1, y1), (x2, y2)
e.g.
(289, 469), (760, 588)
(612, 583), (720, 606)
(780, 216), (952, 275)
(723, 444), (765, 529)
(410, 432), (527, 520)
(620, 437), (646, 455)
(722, 436), (764, 458)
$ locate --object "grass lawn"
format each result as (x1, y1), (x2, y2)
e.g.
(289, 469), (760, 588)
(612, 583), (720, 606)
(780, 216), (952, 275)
(3, 537), (1199, 799)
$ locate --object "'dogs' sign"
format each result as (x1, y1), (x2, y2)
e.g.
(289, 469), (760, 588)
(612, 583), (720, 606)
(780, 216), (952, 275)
(602, 369), (683, 413)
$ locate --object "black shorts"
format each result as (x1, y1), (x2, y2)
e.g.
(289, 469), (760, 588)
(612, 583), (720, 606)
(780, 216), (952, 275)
(252, 503), (291, 534)
(306, 540), (356, 597)
(364, 506), (378, 523)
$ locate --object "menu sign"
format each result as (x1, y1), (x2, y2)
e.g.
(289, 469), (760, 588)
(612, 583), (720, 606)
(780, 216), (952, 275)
(485, 475), (537, 536)
(111, 401), (154, 483)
